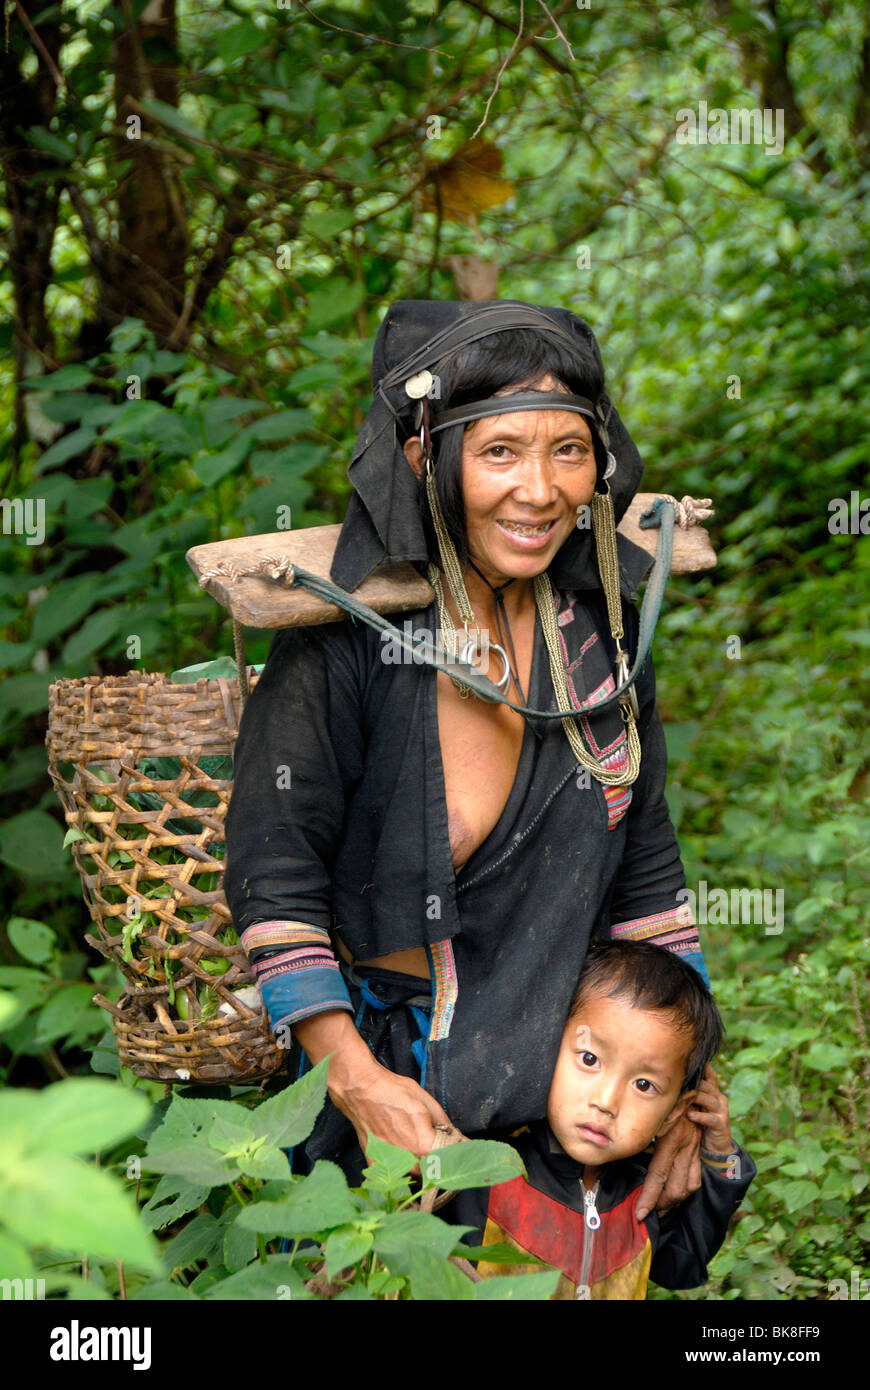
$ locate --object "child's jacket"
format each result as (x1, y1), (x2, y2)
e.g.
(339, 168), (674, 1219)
(443, 1121), (756, 1299)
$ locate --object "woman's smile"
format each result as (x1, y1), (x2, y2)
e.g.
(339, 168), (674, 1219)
(494, 516), (559, 547)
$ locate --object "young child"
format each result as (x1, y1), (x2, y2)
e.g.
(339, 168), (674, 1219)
(443, 939), (756, 1299)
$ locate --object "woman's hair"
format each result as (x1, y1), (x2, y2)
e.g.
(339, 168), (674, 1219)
(404, 327), (606, 569)
(568, 940), (724, 1092)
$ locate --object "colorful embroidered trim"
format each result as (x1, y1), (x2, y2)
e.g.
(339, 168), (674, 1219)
(610, 906), (710, 987)
(556, 592), (579, 628)
(258, 963), (353, 1031)
(553, 591), (628, 762)
(602, 784), (632, 828)
(240, 921), (330, 953)
(242, 920), (353, 1032)
(427, 939), (458, 1042)
(566, 631), (598, 672)
(254, 948), (340, 986)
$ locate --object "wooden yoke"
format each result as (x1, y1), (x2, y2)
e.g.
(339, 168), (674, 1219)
(186, 493), (716, 631)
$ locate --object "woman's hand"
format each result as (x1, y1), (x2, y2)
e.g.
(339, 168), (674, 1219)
(331, 1051), (463, 1158)
(293, 1008), (463, 1159)
(687, 1065), (734, 1154)
(634, 1109), (702, 1221)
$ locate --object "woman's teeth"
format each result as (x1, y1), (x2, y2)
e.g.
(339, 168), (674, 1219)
(499, 520), (553, 536)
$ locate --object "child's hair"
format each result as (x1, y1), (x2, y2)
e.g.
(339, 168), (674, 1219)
(569, 940), (724, 1091)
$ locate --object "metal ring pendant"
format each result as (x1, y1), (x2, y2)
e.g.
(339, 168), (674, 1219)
(457, 635), (512, 693)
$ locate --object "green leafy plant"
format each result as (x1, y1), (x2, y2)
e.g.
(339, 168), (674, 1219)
(0, 1077), (162, 1297)
(135, 1059), (560, 1301)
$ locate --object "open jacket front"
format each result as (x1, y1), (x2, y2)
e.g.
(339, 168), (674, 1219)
(224, 525), (708, 1136)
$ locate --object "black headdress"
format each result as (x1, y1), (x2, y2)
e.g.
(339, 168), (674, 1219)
(330, 299), (651, 598)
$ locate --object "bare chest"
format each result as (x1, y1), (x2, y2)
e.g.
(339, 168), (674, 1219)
(436, 614), (537, 872)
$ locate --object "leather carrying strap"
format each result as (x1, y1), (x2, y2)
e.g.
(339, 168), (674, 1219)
(278, 498), (675, 721)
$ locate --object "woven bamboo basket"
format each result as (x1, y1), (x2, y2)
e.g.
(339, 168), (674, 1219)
(45, 670), (285, 1084)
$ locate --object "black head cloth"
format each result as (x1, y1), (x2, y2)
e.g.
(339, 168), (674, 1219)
(329, 299), (650, 597)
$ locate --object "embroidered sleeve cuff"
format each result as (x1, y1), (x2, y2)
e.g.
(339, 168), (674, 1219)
(241, 921), (354, 1034)
(609, 904), (710, 988)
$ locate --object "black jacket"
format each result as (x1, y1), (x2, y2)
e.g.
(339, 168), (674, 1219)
(224, 535), (706, 1133)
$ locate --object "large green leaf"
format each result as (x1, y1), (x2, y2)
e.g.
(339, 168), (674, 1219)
(215, 19), (265, 63)
(361, 1133), (418, 1192)
(323, 1226), (375, 1279)
(249, 1056), (329, 1149)
(0, 1230), (36, 1282)
(404, 1246), (475, 1301)
(372, 1208), (467, 1265)
(0, 966), (52, 1014)
(193, 434), (251, 486)
(61, 606), (126, 668)
(242, 409), (314, 444)
(0, 673), (54, 719)
(22, 365), (93, 391)
(142, 1093), (256, 1187)
(204, 1256), (313, 1301)
(223, 1212), (258, 1273)
(31, 574), (102, 644)
(161, 1212), (222, 1273)
(1, 1155), (161, 1273)
(5, 1078), (151, 1156)
(236, 1161), (359, 1236)
(473, 1270), (561, 1300)
(34, 426), (97, 473)
(141, 1174), (213, 1232)
(726, 1068), (768, 1118)
(0, 810), (67, 880)
(419, 1139), (526, 1192)
(34, 983), (104, 1048)
(6, 916), (56, 964)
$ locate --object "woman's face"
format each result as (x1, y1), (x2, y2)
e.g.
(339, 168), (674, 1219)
(460, 374), (598, 587)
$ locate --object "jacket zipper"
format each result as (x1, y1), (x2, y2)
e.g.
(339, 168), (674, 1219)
(576, 1171), (601, 1300)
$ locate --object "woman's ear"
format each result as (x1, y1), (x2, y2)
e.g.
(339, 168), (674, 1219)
(403, 435), (424, 479)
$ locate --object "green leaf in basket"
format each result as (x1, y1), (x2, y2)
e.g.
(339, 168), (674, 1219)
(63, 826), (94, 849)
(121, 914), (149, 963)
(170, 657), (238, 683)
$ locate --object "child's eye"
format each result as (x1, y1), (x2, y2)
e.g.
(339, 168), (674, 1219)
(577, 1051), (599, 1068)
(634, 1078), (658, 1094)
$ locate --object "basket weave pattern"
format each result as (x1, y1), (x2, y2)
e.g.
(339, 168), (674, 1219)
(46, 671), (285, 1084)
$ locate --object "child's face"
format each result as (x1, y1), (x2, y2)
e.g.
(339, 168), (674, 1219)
(546, 989), (693, 1166)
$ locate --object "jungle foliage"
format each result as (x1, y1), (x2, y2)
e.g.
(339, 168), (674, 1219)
(0, 0), (868, 1300)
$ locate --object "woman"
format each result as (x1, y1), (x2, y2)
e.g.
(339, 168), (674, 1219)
(224, 299), (709, 1215)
